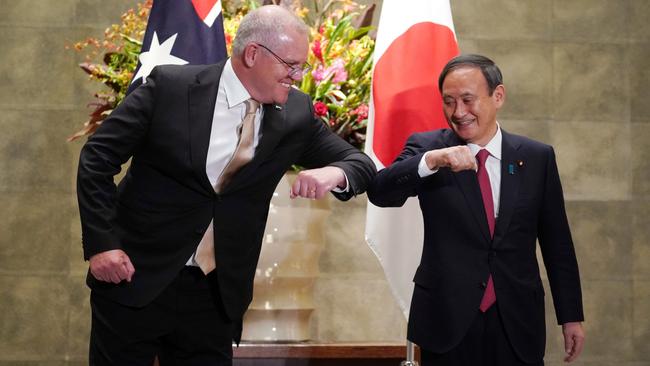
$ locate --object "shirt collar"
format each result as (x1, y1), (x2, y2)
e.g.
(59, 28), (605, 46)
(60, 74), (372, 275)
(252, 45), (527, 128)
(467, 122), (502, 160)
(221, 58), (252, 109)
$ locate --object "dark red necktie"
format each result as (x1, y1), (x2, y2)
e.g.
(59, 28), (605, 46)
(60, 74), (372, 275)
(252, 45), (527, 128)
(477, 149), (496, 312)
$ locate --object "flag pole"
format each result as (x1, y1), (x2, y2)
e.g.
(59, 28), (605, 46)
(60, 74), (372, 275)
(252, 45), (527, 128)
(399, 340), (418, 366)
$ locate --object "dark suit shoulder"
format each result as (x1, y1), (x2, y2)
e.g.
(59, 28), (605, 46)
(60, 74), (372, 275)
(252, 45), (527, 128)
(285, 87), (312, 109)
(407, 128), (456, 150)
(502, 129), (554, 155)
(149, 63), (222, 85)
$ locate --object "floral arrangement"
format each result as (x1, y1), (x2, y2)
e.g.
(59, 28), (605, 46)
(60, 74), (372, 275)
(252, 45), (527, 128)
(69, 0), (375, 150)
(67, 0), (151, 141)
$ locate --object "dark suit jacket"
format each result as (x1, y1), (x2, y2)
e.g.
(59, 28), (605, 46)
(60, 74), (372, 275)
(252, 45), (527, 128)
(367, 128), (583, 363)
(77, 62), (375, 330)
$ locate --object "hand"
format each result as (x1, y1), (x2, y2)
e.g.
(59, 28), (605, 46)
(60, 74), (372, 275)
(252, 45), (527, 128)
(290, 166), (346, 200)
(562, 322), (585, 363)
(424, 146), (477, 172)
(89, 249), (135, 284)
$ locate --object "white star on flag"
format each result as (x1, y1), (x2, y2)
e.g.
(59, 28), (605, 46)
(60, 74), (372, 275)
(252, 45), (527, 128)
(132, 31), (189, 84)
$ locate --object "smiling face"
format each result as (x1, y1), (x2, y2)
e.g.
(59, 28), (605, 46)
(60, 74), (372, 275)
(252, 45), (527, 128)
(441, 66), (505, 146)
(243, 29), (309, 105)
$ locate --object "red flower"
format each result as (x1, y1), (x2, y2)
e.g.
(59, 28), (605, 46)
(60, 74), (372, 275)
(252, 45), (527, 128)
(351, 104), (369, 122)
(311, 39), (324, 64)
(314, 101), (329, 117)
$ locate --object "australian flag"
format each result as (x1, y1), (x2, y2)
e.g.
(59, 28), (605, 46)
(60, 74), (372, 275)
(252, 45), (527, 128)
(128, 0), (228, 94)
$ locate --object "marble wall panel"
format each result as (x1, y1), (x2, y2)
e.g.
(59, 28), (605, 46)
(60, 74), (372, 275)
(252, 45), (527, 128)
(564, 201), (633, 281)
(0, 276), (70, 361)
(629, 46), (650, 123)
(451, 0), (552, 41)
(629, 0), (650, 42)
(0, 192), (73, 273)
(0, 27), (77, 109)
(0, 0), (77, 26)
(553, 43), (629, 122)
(549, 121), (631, 201)
(0, 110), (76, 193)
(632, 280), (650, 360)
(633, 201), (650, 280)
(552, 0), (629, 43)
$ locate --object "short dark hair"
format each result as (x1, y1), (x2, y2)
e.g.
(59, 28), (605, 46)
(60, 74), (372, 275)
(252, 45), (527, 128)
(438, 54), (503, 95)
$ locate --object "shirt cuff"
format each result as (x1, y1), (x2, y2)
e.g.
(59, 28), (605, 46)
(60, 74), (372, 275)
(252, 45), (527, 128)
(332, 171), (350, 193)
(418, 153), (439, 177)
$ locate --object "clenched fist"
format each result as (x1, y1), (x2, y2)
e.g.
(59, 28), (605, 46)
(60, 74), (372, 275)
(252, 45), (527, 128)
(89, 249), (135, 284)
(290, 166), (346, 200)
(424, 145), (477, 172)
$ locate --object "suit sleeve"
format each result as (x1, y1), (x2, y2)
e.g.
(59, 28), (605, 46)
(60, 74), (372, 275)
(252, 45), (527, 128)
(296, 100), (376, 201)
(76, 69), (160, 260)
(367, 134), (429, 207)
(537, 146), (585, 324)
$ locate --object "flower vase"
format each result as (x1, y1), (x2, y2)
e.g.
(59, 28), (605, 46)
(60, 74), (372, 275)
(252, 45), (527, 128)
(241, 172), (330, 341)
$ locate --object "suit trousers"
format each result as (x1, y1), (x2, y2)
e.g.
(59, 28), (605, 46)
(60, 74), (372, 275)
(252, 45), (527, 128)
(420, 305), (544, 366)
(89, 266), (234, 366)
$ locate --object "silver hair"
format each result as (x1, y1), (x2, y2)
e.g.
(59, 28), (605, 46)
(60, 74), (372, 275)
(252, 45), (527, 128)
(231, 5), (309, 56)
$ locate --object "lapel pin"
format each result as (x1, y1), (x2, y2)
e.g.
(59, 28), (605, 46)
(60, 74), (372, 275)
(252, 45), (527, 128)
(508, 164), (515, 175)
(517, 160), (524, 168)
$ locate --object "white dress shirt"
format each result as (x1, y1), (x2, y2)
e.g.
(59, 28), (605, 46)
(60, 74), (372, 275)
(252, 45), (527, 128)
(418, 124), (503, 218)
(187, 59), (262, 266)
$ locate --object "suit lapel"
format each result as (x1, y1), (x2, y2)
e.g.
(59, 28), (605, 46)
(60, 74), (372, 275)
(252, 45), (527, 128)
(493, 129), (522, 247)
(443, 130), (492, 244)
(188, 63), (224, 193)
(252, 104), (286, 162)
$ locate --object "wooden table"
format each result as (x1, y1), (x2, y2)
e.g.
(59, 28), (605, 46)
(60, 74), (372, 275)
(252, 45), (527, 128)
(233, 342), (421, 366)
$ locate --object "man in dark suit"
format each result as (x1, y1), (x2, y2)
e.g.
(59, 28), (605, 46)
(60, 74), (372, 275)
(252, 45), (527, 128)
(368, 54), (584, 366)
(77, 5), (375, 366)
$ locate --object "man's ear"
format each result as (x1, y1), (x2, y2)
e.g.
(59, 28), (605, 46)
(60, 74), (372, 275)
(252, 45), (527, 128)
(243, 43), (259, 68)
(493, 84), (506, 108)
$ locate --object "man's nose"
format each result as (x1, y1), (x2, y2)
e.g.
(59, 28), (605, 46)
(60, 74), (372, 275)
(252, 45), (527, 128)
(453, 102), (466, 118)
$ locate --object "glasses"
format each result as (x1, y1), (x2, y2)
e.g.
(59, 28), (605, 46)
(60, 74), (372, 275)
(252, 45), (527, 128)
(255, 43), (312, 77)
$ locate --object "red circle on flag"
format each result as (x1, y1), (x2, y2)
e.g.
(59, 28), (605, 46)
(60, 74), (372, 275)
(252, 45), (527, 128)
(372, 22), (459, 167)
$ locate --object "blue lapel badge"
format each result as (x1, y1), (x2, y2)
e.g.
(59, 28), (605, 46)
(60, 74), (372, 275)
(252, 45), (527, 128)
(509, 160), (524, 175)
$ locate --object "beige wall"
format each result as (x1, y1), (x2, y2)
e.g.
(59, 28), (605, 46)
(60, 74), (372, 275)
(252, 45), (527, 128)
(0, 0), (649, 365)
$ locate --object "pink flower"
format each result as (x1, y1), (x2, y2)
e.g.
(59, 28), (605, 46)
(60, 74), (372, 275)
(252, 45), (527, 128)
(312, 59), (348, 84)
(314, 101), (328, 117)
(311, 65), (327, 82)
(329, 59), (348, 83)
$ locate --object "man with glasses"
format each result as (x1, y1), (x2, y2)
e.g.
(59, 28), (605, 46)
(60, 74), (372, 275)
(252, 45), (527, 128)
(77, 5), (375, 366)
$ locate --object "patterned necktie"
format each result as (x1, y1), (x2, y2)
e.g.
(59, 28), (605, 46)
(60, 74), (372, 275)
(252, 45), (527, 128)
(477, 149), (496, 312)
(195, 98), (260, 274)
